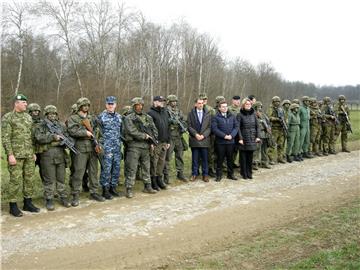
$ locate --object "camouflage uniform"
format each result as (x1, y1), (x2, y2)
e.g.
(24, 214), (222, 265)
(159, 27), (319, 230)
(67, 97), (104, 205)
(2, 94), (40, 216)
(298, 96), (313, 158)
(164, 95), (187, 182)
(253, 102), (271, 168)
(34, 105), (70, 209)
(286, 104), (301, 161)
(309, 98), (323, 156)
(123, 97), (157, 198)
(228, 98), (241, 168)
(267, 96), (286, 163)
(334, 95), (351, 152)
(321, 97), (337, 155)
(97, 96), (123, 193)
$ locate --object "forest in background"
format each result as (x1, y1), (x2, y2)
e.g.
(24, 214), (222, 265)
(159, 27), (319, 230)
(2, 0), (359, 118)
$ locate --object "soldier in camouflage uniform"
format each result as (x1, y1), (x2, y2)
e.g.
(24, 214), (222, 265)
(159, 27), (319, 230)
(67, 97), (105, 206)
(321, 97), (338, 155)
(299, 96), (314, 158)
(267, 96), (287, 164)
(292, 99), (300, 105)
(228, 95), (241, 168)
(28, 103), (45, 182)
(96, 96), (123, 200)
(286, 103), (301, 162)
(2, 94), (40, 217)
(309, 98), (323, 156)
(123, 97), (157, 198)
(34, 105), (71, 210)
(253, 102), (272, 169)
(282, 100), (291, 121)
(335, 95), (351, 152)
(164, 94), (188, 183)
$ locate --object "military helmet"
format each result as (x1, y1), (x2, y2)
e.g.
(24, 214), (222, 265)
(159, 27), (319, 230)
(215, 96), (226, 103)
(44, 105), (57, 115)
(323, 96), (331, 102)
(253, 101), (263, 108)
(167, 95), (178, 102)
(71, 103), (78, 113)
(282, 99), (291, 105)
(290, 103), (300, 110)
(309, 97), (317, 104)
(272, 96), (281, 102)
(292, 98), (300, 104)
(302, 96), (310, 102)
(131, 97), (144, 106)
(76, 97), (91, 108)
(199, 92), (208, 99)
(338, 95), (346, 100)
(28, 103), (41, 112)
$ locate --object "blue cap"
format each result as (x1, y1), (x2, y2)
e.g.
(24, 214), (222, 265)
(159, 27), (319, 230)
(106, 96), (117, 104)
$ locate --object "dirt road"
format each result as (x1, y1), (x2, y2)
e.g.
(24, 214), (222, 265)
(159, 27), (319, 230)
(1, 150), (359, 269)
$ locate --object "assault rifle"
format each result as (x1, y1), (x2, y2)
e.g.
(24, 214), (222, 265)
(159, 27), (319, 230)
(167, 109), (187, 133)
(340, 106), (353, 133)
(276, 108), (288, 136)
(81, 118), (104, 168)
(133, 117), (159, 146)
(327, 106), (340, 125)
(44, 119), (79, 154)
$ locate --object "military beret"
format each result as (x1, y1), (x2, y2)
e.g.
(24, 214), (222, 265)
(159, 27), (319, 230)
(106, 96), (117, 104)
(232, 95), (241, 100)
(14, 94), (27, 101)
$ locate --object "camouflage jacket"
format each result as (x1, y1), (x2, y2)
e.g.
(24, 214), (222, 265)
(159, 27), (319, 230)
(334, 102), (350, 123)
(1, 111), (34, 158)
(228, 105), (240, 116)
(34, 120), (67, 151)
(267, 105), (284, 129)
(321, 104), (337, 125)
(167, 106), (187, 136)
(97, 110), (122, 151)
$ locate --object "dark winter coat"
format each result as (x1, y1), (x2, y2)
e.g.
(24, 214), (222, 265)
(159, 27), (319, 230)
(237, 108), (259, 151)
(147, 106), (170, 143)
(187, 108), (211, 148)
(211, 111), (239, 144)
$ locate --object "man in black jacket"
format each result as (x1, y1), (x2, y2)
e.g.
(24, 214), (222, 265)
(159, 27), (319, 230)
(148, 96), (171, 190)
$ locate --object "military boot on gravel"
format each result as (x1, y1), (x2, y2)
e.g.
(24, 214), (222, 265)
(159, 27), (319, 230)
(109, 186), (121, 197)
(177, 172), (188, 182)
(156, 176), (167, 190)
(23, 198), (40, 213)
(151, 176), (160, 191)
(9, 202), (23, 217)
(45, 199), (55, 211)
(143, 183), (157, 194)
(71, 194), (79, 207)
(60, 197), (71, 208)
(126, 188), (133, 198)
(90, 193), (105, 202)
(102, 187), (113, 200)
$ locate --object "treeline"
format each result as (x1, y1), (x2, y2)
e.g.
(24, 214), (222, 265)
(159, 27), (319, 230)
(2, 0), (359, 118)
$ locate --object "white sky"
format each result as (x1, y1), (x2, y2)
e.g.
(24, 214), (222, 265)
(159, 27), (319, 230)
(124, 0), (360, 87)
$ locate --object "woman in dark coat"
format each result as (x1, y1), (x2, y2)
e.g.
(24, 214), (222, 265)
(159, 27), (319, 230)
(237, 98), (261, 179)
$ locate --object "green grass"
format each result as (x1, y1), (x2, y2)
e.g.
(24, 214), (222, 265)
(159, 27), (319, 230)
(348, 110), (360, 141)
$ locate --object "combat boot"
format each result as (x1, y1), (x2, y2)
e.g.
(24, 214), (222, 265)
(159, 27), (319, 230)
(304, 152), (314, 158)
(177, 172), (188, 182)
(342, 148), (350, 153)
(293, 155), (301, 162)
(278, 158), (286, 164)
(143, 183), (157, 194)
(90, 193), (105, 202)
(45, 199), (55, 211)
(102, 187), (113, 200)
(227, 174), (238, 180)
(126, 187), (133, 198)
(60, 197), (71, 208)
(329, 149), (337, 155)
(163, 173), (170, 184)
(109, 186), (121, 197)
(23, 198), (40, 213)
(151, 176), (160, 191)
(9, 202), (23, 217)
(156, 176), (167, 190)
(261, 163), (271, 169)
(71, 194), (79, 207)
(286, 155), (293, 163)
(252, 163), (259, 170)
(215, 175), (222, 182)
(322, 151), (329, 156)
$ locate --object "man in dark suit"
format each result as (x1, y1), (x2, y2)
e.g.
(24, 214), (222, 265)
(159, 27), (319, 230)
(187, 98), (212, 182)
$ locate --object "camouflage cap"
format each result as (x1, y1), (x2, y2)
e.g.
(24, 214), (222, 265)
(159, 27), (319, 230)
(292, 98), (300, 104)
(105, 96), (117, 104)
(44, 105), (57, 114)
(290, 103), (300, 110)
(272, 96), (281, 102)
(253, 101), (263, 108)
(199, 92), (208, 99)
(215, 96), (226, 103)
(76, 97), (91, 108)
(14, 93), (27, 101)
(338, 95), (346, 100)
(131, 97), (144, 106)
(167, 95), (178, 102)
(28, 103), (41, 112)
(282, 99), (291, 105)
(302, 96), (310, 102)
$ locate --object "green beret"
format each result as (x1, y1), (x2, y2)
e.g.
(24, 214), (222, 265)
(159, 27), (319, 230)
(14, 94), (27, 101)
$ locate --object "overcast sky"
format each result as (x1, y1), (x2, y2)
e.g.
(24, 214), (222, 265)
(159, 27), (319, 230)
(124, 0), (359, 87)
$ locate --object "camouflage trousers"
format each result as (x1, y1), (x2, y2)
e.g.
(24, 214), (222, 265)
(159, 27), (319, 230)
(254, 139), (270, 166)
(164, 136), (184, 177)
(7, 157), (35, 202)
(100, 149), (121, 188)
(286, 126), (300, 156)
(208, 135), (216, 173)
(70, 150), (99, 195)
(150, 142), (168, 177)
(125, 146), (151, 188)
(335, 122), (349, 151)
(310, 124), (322, 154)
(268, 128), (286, 162)
(322, 124), (336, 153)
(40, 147), (67, 199)
(299, 124), (310, 154)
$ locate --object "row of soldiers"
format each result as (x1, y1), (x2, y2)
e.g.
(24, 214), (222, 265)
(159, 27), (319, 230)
(2, 93), (351, 217)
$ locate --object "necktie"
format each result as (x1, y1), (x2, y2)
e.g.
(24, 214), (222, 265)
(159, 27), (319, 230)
(198, 111), (202, 123)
